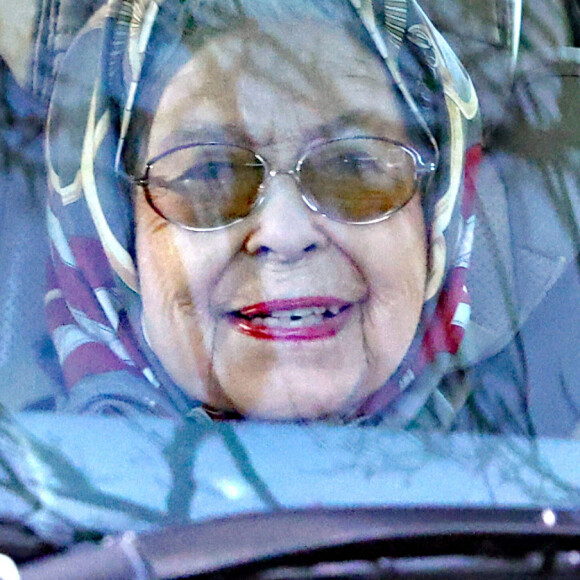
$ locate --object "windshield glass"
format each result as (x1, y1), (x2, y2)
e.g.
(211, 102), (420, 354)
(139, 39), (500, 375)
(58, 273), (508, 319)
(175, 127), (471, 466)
(1, 0), (580, 574)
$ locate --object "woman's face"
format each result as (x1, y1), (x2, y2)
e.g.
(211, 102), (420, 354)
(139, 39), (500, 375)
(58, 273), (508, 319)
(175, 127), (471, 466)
(135, 21), (429, 419)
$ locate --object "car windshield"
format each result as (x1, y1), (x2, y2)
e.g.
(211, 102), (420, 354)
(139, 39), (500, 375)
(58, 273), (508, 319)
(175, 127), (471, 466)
(1, 0), (580, 577)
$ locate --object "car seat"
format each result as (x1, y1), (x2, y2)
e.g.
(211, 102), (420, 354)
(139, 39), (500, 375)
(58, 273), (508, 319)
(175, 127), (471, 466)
(421, 0), (580, 436)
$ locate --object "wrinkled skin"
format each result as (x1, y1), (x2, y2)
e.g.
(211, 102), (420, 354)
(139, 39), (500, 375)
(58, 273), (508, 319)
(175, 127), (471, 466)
(135, 22), (429, 419)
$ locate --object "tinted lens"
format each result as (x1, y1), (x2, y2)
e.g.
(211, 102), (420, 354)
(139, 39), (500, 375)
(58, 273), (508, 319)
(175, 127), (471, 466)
(299, 138), (417, 223)
(146, 144), (265, 229)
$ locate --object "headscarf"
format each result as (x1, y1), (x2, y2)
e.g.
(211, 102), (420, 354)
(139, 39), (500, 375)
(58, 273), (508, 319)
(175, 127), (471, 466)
(44, 0), (481, 424)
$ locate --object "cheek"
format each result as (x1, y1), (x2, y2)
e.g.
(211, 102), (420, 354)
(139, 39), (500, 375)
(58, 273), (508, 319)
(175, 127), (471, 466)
(326, 197), (428, 301)
(343, 199), (428, 381)
(370, 202), (427, 298)
(135, 199), (192, 307)
(135, 194), (237, 315)
(134, 202), (218, 403)
(134, 199), (250, 408)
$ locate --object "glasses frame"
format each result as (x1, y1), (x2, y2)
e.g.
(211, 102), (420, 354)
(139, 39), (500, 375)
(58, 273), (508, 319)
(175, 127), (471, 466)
(132, 136), (437, 232)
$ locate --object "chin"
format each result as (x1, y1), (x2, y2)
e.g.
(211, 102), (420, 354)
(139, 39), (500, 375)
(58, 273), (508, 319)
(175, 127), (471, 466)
(216, 369), (375, 421)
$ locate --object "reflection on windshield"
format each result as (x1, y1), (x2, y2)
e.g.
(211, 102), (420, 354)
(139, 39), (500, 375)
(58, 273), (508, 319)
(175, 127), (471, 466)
(0, 0), (577, 428)
(0, 0), (580, 568)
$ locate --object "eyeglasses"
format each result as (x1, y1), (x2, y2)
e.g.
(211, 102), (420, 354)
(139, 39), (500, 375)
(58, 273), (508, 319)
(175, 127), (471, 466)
(133, 136), (436, 231)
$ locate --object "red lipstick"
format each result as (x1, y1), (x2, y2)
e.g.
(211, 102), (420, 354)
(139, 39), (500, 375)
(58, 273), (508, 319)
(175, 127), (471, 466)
(227, 297), (352, 341)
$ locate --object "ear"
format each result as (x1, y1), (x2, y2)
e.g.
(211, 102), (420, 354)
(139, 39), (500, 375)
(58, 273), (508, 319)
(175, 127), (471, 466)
(424, 232), (445, 301)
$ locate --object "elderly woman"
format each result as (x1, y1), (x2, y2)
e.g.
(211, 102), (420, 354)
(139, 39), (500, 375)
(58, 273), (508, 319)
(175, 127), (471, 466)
(44, 0), (482, 425)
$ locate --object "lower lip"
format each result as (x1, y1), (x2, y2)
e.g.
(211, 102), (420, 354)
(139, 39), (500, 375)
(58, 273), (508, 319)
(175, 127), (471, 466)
(226, 298), (353, 341)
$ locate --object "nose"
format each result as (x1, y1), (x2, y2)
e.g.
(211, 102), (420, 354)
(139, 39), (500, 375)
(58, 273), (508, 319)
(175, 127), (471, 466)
(243, 173), (329, 262)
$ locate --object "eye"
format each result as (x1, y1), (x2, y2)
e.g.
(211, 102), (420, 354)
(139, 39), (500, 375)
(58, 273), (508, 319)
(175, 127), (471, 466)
(302, 139), (405, 183)
(148, 145), (265, 197)
(170, 159), (237, 189)
(332, 151), (383, 177)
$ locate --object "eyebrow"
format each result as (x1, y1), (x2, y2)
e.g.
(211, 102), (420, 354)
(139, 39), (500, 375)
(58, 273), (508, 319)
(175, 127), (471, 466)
(155, 125), (255, 153)
(313, 112), (405, 142)
(153, 111), (406, 156)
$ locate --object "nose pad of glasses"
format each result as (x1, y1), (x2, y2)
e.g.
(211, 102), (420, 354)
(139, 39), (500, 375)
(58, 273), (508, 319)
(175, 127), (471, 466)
(244, 173), (328, 259)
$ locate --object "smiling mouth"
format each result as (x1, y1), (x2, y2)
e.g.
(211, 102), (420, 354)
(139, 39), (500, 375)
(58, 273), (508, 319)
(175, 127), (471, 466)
(226, 297), (353, 341)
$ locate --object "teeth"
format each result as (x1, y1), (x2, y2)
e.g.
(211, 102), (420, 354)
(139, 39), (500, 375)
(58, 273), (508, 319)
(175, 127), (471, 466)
(245, 305), (345, 327)
(260, 312), (326, 327)
(269, 307), (326, 319)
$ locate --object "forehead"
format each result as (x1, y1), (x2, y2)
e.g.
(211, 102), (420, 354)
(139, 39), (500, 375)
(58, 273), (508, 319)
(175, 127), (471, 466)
(147, 21), (407, 155)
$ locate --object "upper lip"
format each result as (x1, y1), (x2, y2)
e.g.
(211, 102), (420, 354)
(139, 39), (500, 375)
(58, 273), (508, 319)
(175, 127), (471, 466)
(227, 297), (352, 319)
